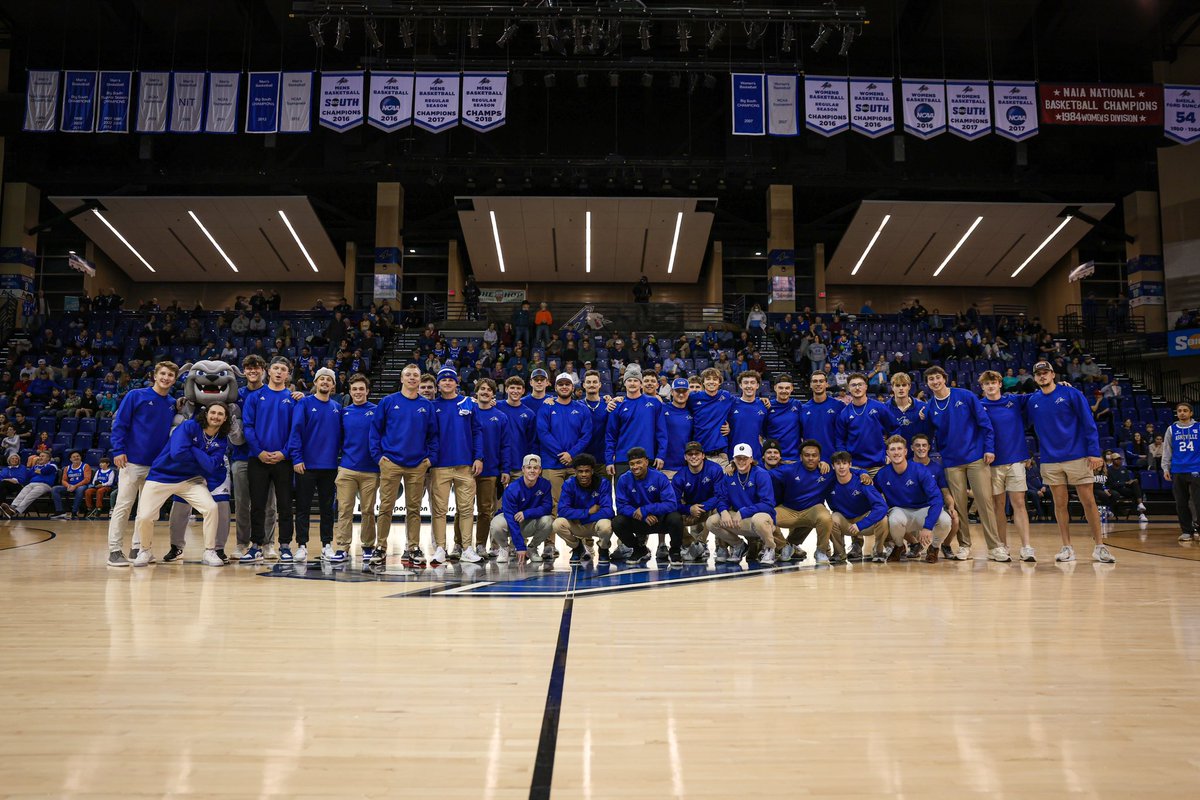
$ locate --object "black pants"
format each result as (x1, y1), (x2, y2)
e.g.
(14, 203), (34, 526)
(249, 458), (294, 547)
(294, 468), (337, 546)
(1109, 483), (1143, 504)
(613, 512), (683, 557)
(0, 482), (20, 505)
(1172, 472), (1200, 535)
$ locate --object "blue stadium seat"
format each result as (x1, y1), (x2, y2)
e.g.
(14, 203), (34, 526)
(97, 433), (112, 451)
(59, 418), (79, 435)
(84, 449), (104, 468)
(73, 433), (94, 452)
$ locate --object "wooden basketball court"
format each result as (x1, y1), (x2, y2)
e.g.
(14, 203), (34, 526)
(2, 519), (1198, 797)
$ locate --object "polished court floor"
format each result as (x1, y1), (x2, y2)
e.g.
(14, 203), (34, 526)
(2, 519), (1199, 798)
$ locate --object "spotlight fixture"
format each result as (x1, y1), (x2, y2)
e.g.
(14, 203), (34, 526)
(432, 19), (447, 46)
(544, 71), (557, 88)
(688, 176), (699, 192)
(588, 18), (603, 54)
(308, 18), (326, 48)
(781, 22), (795, 53)
(706, 22), (725, 49)
(609, 71), (620, 88)
(466, 176), (476, 190)
(811, 23), (832, 52)
(641, 72), (653, 88)
(573, 18), (587, 53)
(364, 18), (382, 50)
(537, 21), (552, 52)
(638, 20), (651, 50)
(838, 25), (856, 56)
(468, 18), (481, 49)
(633, 173), (644, 191)
(497, 19), (519, 47)
(677, 21), (691, 53)
(334, 15), (349, 51)
(398, 18), (414, 48)
(522, 172), (533, 190)
(662, 171), (672, 189)
(604, 20), (622, 55)
(576, 72), (588, 89)
(745, 21), (767, 48)
(688, 73), (700, 94)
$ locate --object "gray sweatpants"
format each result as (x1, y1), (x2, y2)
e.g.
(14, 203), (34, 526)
(169, 499), (232, 550)
(230, 459), (276, 547)
(489, 514), (554, 552)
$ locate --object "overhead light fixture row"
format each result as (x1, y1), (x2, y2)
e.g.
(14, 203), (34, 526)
(188, 210), (239, 273)
(93, 209), (155, 273)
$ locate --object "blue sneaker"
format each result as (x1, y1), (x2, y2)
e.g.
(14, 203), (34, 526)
(278, 546), (293, 563)
(361, 547), (374, 563)
(330, 550), (348, 564)
(239, 546), (263, 564)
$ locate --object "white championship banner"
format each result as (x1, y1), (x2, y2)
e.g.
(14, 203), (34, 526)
(169, 72), (206, 133)
(902, 80), (946, 139)
(367, 72), (414, 131)
(136, 71), (170, 133)
(946, 81), (991, 140)
(319, 72), (365, 131)
(23, 70), (59, 132)
(280, 72), (312, 133)
(461, 73), (507, 132)
(992, 82), (1038, 141)
(205, 72), (239, 133)
(1164, 85), (1200, 144)
(766, 74), (799, 136)
(850, 77), (895, 138)
(804, 75), (849, 136)
(414, 73), (460, 132)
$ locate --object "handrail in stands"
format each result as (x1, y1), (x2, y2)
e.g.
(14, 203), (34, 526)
(432, 299), (747, 330)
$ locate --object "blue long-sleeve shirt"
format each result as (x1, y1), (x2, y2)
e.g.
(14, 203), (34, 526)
(500, 476), (553, 551)
(924, 388), (995, 467)
(536, 400), (593, 468)
(28, 463), (59, 486)
(835, 399), (899, 468)
(714, 465), (776, 521)
(915, 456), (949, 490)
(498, 401), (538, 471)
(474, 403), (513, 478)
(606, 395), (667, 465)
(888, 398), (932, 443)
(826, 470), (889, 529)
(801, 397), (841, 459)
(671, 459), (726, 515)
(581, 398), (609, 463)
(687, 389), (736, 453)
(286, 395), (343, 469)
(432, 395), (483, 468)
(727, 397), (768, 459)
(244, 386), (297, 457)
(147, 419), (228, 484)
(110, 386), (176, 465)
(981, 394), (1030, 467)
(369, 392), (439, 467)
(615, 468), (678, 517)
(874, 461), (944, 530)
(0, 465), (30, 484)
(767, 462), (833, 510)
(764, 397), (803, 460)
(339, 401), (379, 473)
(557, 476), (614, 524)
(1025, 385), (1101, 463)
(661, 403), (694, 470)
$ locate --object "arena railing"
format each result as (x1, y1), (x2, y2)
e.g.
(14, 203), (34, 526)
(433, 299), (747, 331)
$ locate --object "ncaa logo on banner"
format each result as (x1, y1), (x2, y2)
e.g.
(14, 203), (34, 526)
(368, 72), (413, 131)
(992, 82), (1038, 141)
(902, 80), (946, 139)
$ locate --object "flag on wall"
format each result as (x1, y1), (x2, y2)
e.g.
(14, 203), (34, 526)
(23, 70), (59, 132)
(245, 72), (280, 134)
(96, 71), (132, 133)
(461, 73), (507, 132)
(169, 72), (206, 133)
(901, 80), (946, 139)
(946, 81), (991, 139)
(731, 73), (765, 136)
(414, 73), (460, 132)
(280, 72), (312, 133)
(992, 82), (1038, 141)
(765, 74), (799, 136)
(61, 71), (97, 133)
(367, 72), (414, 131)
(136, 71), (170, 133)
(205, 72), (239, 133)
(849, 77), (895, 138)
(318, 72), (364, 131)
(804, 75), (850, 136)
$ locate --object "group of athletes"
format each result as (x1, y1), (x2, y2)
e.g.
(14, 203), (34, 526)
(98, 348), (1200, 570)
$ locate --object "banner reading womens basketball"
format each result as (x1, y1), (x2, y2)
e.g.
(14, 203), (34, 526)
(1039, 83), (1163, 125)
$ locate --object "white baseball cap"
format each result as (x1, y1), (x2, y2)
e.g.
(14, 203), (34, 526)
(522, 454), (542, 468)
(733, 443), (754, 458)
(555, 372), (574, 384)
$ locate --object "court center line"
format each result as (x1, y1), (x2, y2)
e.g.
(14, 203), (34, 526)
(529, 562), (579, 799)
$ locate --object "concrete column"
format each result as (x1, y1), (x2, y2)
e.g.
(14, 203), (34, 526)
(766, 184), (795, 314)
(1123, 190), (1167, 333)
(703, 241), (723, 305)
(447, 239), (464, 306)
(343, 241), (357, 306)
(0, 181), (39, 298)
(374, 183), (404, 304)
(813, 243), (827, 313)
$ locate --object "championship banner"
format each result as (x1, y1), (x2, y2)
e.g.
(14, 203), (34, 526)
(245, 72), (280, 133)
(901, 80), (946, 139)
(319, 72), (364, 131)
(23, 70), (59, 132)
(804, 75), (849, 136)
(462, 72), (507, 132)
(413, 73), (460, 132)
(849, 77), (894, 138)
(1164, 85), (1200, 144)
(479, 288), (526, 304)
(205, 72), (239, 133)
(61, 71), (97, 133)
(1039, 83), (1163, 126)
(367, 72), (414, 131)
(731, 73), (765, 136)
(169, 72), (206, 133)
(992, 82), (1038, 141)
(946, 81), (990, 140)
(136, 71), (170, 133)
(765, 74), (799, 136)
(280, 72), (312, 133)
(96, 71), (132, 133)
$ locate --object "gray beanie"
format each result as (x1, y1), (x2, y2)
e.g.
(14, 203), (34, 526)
(314, 367), (336, 383)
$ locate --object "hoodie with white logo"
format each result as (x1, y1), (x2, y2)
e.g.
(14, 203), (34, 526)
(925, 388), (994, 467)
(1025, 384), (1101, 463)
(370, 392), (439, 467)
(874, 461), (944, 529)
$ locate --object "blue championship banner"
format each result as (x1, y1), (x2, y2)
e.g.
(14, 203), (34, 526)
(61, 71), (97, 133)
(731, 73), (766, 136)
(1164, 85), (1200, 144)
(24, 70), (59, 132)
(245, 72), (280, 134)
(96, 71), (132, 133)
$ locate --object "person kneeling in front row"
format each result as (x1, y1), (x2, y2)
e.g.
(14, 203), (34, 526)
(553, 453), (614, 564)
(825, 450), (888, 564)
(490, 454), (554, 564)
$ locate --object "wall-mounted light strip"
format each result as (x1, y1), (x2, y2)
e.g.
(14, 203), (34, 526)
(278, 210), (319, 272)
(932, 215), (983, 277)
(188, 210), (238, 273)
(489, 210), (505, 273)
(851, 214), (891, 276)
(666, 211), (683, 274)
(1011, 216), (1073, 278)
(92, 210), (155, 273)
(585, 210), (592, 273)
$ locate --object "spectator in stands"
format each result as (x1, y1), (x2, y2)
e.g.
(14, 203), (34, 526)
(12, 412), (32, 449)
(1091, 390), (1112, 425)
(248, 312), (267, 335)
(98, 392), (118, 419)
(268, 289), (282, 310)
(512, 301), (532, 349)
(250, 289), (267, 312)
(887, 351), (909, 377)
(928, 309), (944, 331)
(0, 451), (58, 519)
(51, 450), (92, 520)
(0, 453), (28, 506)
(534, 302), (554, 347)
(868, 356), (890, 393)
(808, 338), (828, 374)
(83, 457), (116, 518)
(2, 426), (18, 459)
(1101, 377), (1122, 401)
(578, 337), (597, 368)
(859, 299), (875, 315)
(1149, 435), (1165, 471)
(633, 277), (652, 304)
(231, 311), (250, 335)
(746, 304), (767, 343)
(1128, 432), (1150, 469)
(76, 387), (98, 419)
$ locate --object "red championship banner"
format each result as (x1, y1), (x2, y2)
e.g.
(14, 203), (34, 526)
(1039, 83), (1163, 126)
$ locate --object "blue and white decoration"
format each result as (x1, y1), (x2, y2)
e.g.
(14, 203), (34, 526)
(367, 72), (414, 131)
(318, 72), (364, 131)
(414, 73), (460, 132)
(1164, 85), (1200, 144)
(901, 80), (946, 139)
(849, 77), (895, 137)
(205, 72), (239, 133)
(136, 71), (170, 133)
(946, 81), (991, 140)
(96, 71), (132, 133)
(991, 82), (1039, 141)
(461, 72), (508, 132)
(804, 75), (850, 136)
(61, 71), (97, 133)
(245, 72), (280, 134)
(23, 70), (59, 132)
(731, 73), (766, 136)
(169, 72), (206, 133)
(280, 72), (312, 133)
(765, 74), (799, 136)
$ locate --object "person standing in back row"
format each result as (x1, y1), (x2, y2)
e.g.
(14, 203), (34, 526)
(428, 367), (482, 566)
(288, 368), (343, 564)
(332, 374), (379, 564)
(241, 357), (297, 564)
(229, 355), (279, 561)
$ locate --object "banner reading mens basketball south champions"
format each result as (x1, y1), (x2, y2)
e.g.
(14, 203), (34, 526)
(319, 72), (364, 131)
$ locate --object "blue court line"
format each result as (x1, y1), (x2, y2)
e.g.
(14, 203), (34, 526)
(529, 564), (579, 799)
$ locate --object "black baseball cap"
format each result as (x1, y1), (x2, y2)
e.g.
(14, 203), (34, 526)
(1032, 360), (1054, 373)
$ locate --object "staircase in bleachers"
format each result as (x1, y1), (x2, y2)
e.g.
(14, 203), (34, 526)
(370, 329), (418, 401)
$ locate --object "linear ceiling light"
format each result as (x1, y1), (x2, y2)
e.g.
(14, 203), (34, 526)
(851, 214), (890, 276)
(1011, 216), (1073, 278)
(188, 210), (238, 273)
(489, 210), (505, 273)
(92, 209), (155, 273)
(667, 211), (683, 274)
(278, 210), (318, 272)
(932, 215), (983, 277)
(585, 210), (592, 273)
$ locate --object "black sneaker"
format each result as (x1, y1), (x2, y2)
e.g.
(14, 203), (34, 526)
(598, 548), (610, 564)
(216, 549), (229, 564)
(906, 542), (922, 560)
(940, 543), (955, 561)
(129, 547), (140, 560)
(162, 545), (185, 563)
(668, 551), (683, 567)
(847, 542), (863, 561)
(632, 546), (652, 565)
(369, 549), (387, 568)
(569, 545), (585, 564)
(655, 545), (669, 562)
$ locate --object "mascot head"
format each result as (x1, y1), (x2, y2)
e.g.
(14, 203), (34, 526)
(180, 360), (243, 407)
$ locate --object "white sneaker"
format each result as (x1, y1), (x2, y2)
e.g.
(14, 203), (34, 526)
(295, 544), (308, 563)
(201, 549), (225, 567)
(815, 550), (831, 565)
(1138, 513), (1149, 524)
(460, 546), (482, 563)
(1093, 545), (1116, 563)
(714, 546), (729, 564)
(228, 546), (247, 560)
(431, 546), (448, 565)
(779, 544), (795, 562)
(1019, 546), (1036, 563)
(988, 546), (1012, 562)
(131, 548), (154, 567)
(264, 546), (280, 561)
(321, 543), (334, 561)
(1137, 502), (1147, 512)
(729, 543), (747, 563)
(1055, 545), (1076, 562)
(759, 547), (776, 565)
(956, 546), (972, 561)
(529, 548), (543, 563)
(496, 547), (510, 564)
(50, 512), (70, 520)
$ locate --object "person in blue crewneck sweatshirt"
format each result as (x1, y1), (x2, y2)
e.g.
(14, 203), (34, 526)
(979, 370), (1035, 563)
(763, 374), (804, 461)
(605, 367), (667, 476)
(470, 378), (514, 560)
(552, 453), (614, 564)
(242, 356), (298, 563)
(801, 371), (841, 461)
(0, 454), (30, 508)
(428, 367), (483, 567)
(332, 374), (380, 564)
(671, 442), (726, 562)
(614, 447), (684, 567)
(0, 451), (57, 519)
(825, 451), (888, 564)
(834, 372), (899, 472)
(537, 373), (593, 511)
(287, 368), (343, 563)
(874, 436), (951, 563)
(765, 439), (835, 565)
(490, 453), (554, 564)
(705, 442), (780, 565)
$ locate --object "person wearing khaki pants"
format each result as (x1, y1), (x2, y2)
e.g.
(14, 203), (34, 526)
(552, 453), (614, 562)
(763, 439), (835, 563)
(332, 371), (381, 564)
(670, 443), (726, 561)
(472, 378), (513, 559)
(368, 364), (439, 570)
(537, 374), (594, 514)
(825, 450), (890, 565)
(428, 367), (483, 565)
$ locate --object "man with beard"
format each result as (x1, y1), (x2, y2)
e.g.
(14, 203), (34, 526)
(552, 453), (614, 564)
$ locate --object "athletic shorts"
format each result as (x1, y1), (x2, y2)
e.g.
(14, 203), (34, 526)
(1040, 457), (1095, 486)
(991, 461), (1028, 494)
